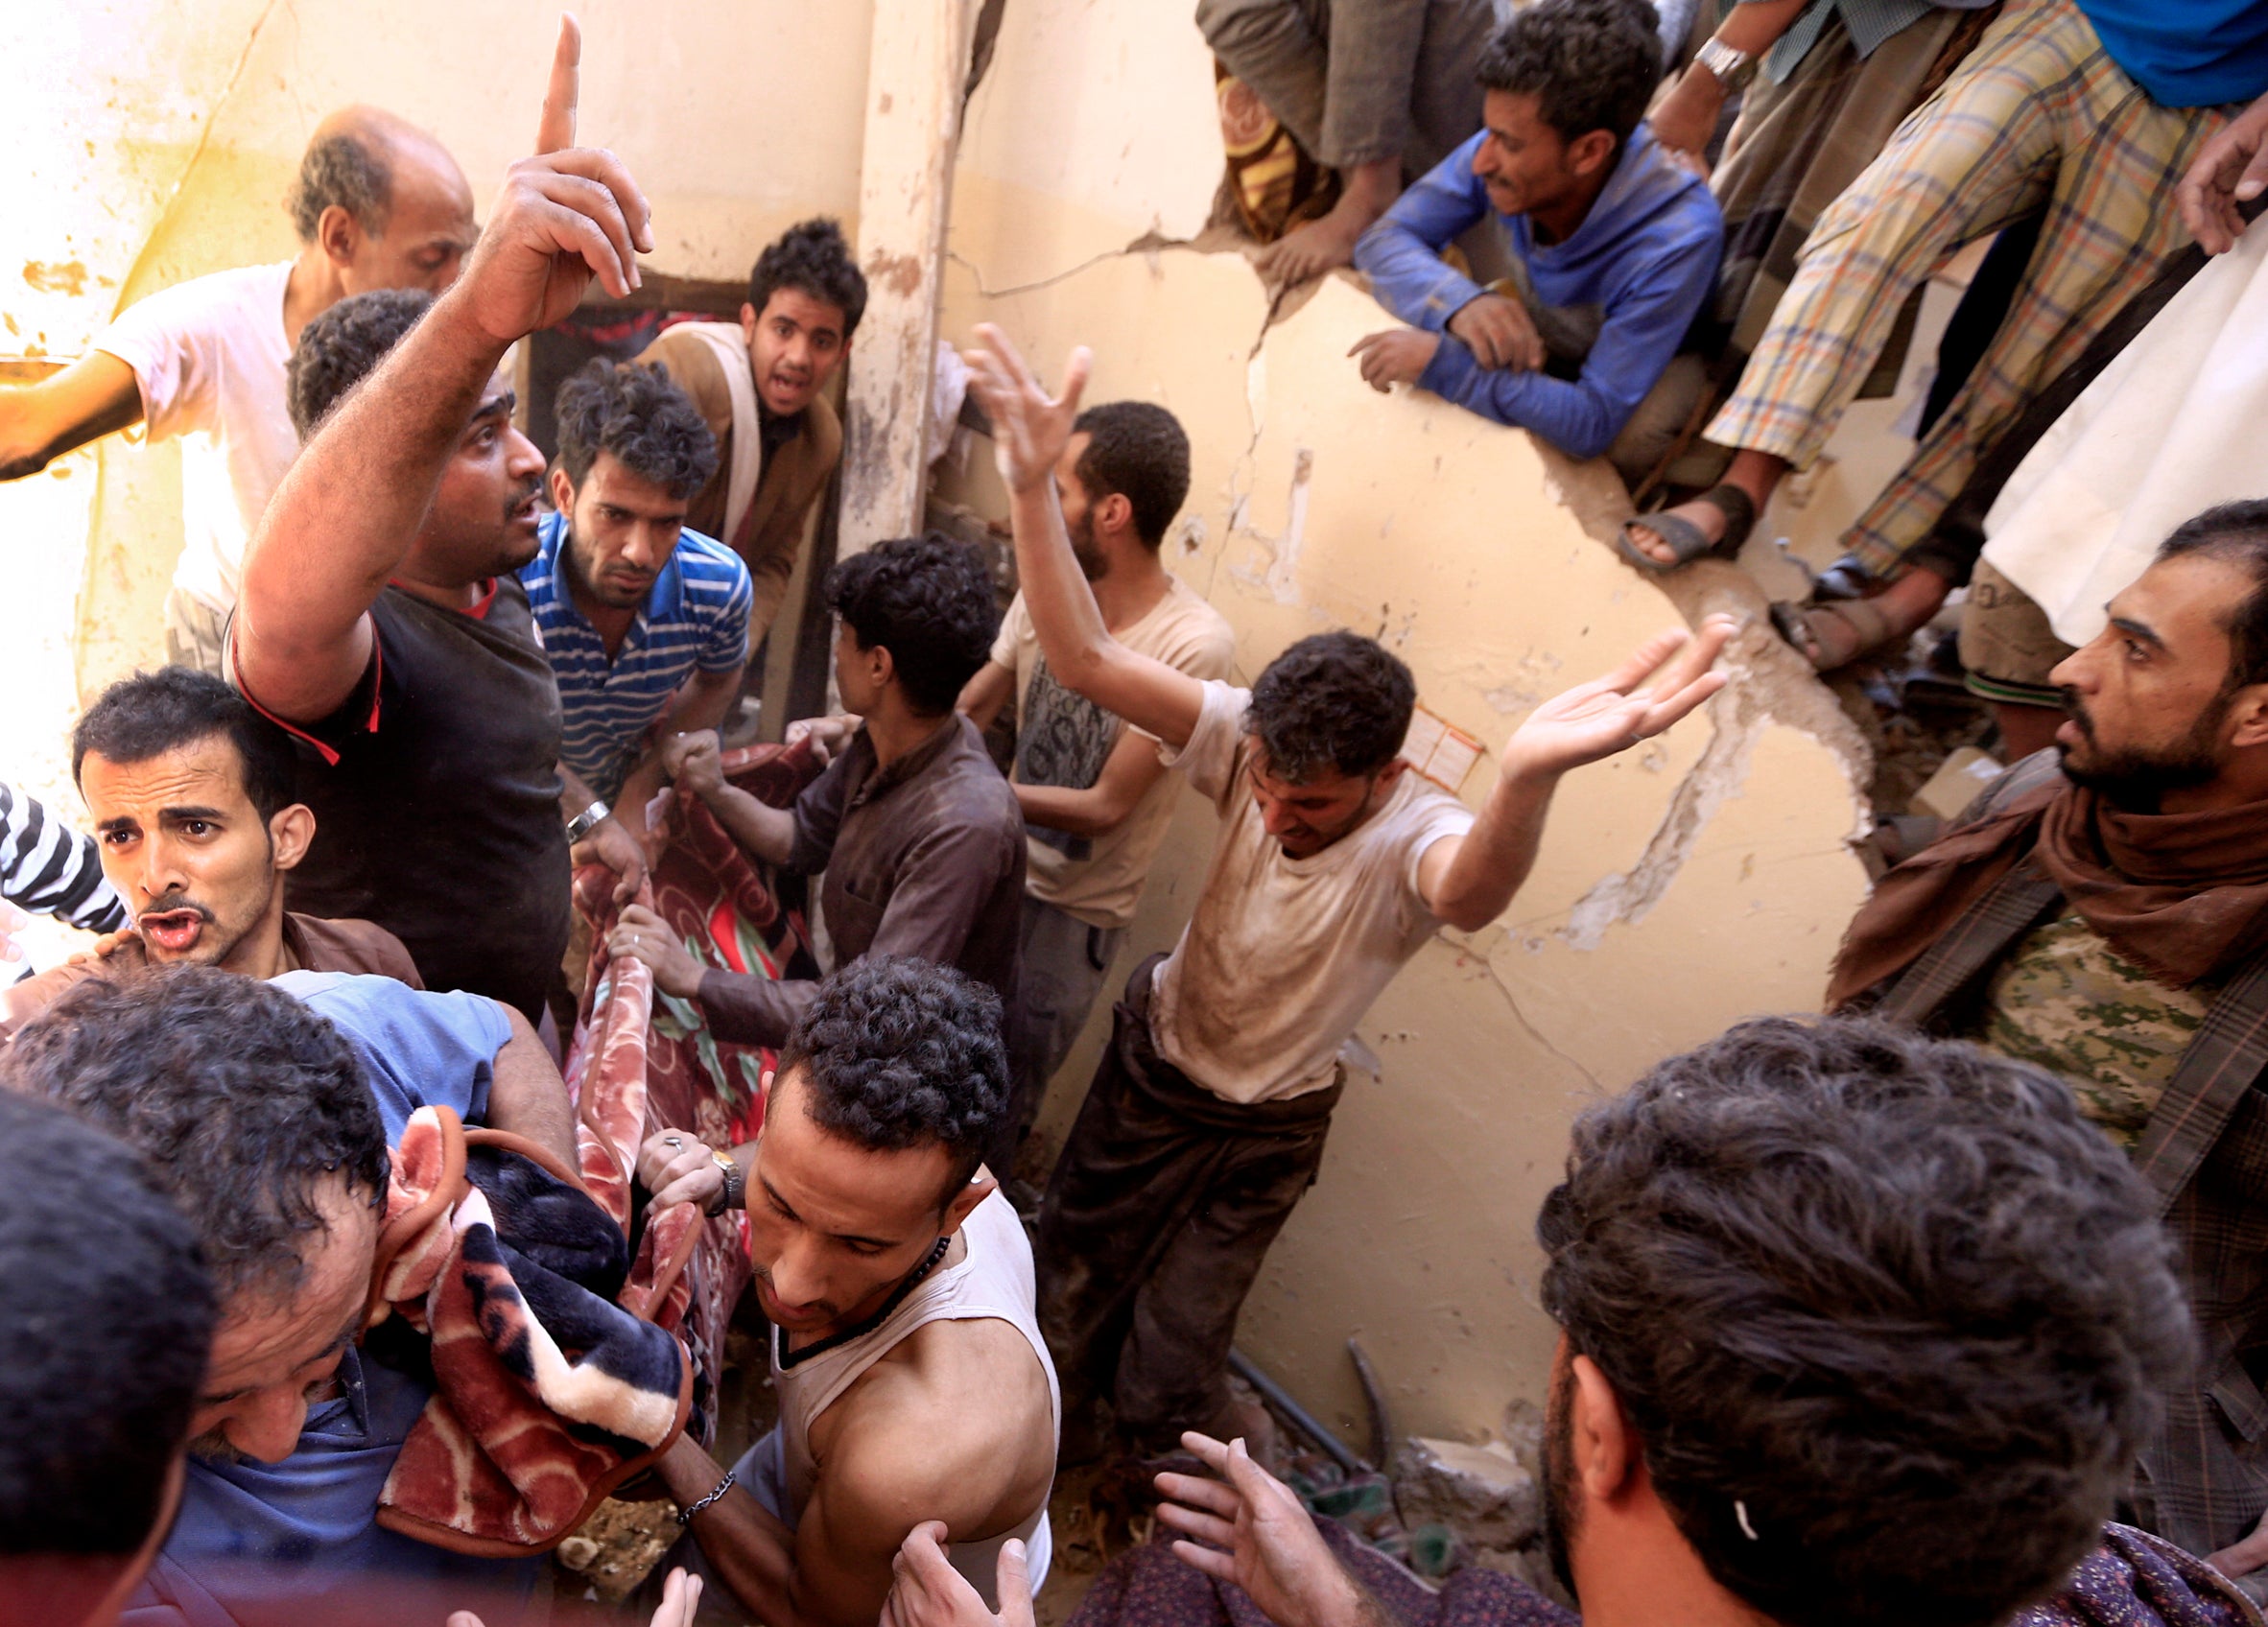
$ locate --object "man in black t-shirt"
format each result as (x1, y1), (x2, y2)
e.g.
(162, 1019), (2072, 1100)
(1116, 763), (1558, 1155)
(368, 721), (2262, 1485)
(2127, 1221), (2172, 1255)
(229, 21), (655, 1026)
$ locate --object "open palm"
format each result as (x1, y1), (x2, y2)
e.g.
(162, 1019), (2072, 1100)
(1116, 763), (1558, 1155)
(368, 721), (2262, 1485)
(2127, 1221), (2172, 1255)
(1505, 616), (1737, 781)
(964, 323), (1092, 494)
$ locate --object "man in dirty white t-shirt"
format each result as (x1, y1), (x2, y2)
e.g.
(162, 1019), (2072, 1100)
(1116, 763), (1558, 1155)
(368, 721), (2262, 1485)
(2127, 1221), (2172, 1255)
(964, 323), (1736, 1465)
(0, 106), (474, 673)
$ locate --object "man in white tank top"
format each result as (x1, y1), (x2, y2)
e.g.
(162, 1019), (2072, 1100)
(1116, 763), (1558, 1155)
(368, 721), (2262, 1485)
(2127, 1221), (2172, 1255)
(639, 957), (1060, 1626)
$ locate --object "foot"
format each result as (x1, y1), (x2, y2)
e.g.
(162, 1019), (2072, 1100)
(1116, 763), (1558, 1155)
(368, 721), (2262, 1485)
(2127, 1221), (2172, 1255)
(1624, 495), (1731, 567)
(1254, 158), (1399, 285)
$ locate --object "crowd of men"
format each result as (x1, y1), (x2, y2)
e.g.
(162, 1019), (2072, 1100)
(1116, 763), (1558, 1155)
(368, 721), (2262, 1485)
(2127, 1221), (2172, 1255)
(4, 1), (2268, 1625)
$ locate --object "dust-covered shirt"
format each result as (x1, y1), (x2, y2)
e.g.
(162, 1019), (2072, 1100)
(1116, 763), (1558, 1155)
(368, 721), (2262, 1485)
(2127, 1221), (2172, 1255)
(1148, 681), (1476, 1104)
(1978, 911), (2214, 1151)
(992, 578), (1234, 930)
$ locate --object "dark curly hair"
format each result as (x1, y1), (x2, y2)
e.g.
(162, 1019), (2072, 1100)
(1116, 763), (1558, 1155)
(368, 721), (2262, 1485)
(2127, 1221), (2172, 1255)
(1538, 1016), (2192, 1627)
(289, 287), (432, 437)
(1477, 0), (1663, 153)
(825, 531), (1001, 716)
(3, 967), (389, 1304)
(1246, 631), (1416, 781)
(75, 665), (299, 825)
(1073, 401), (1192, 551)
(0, 1092), (213, 1586)
(285, 130), (391, 244)
(2157, 498), (2268, 689)
(780, 957), (1008, 1203)
(750, 217), (868, 340)
(554, 360), (721, 501)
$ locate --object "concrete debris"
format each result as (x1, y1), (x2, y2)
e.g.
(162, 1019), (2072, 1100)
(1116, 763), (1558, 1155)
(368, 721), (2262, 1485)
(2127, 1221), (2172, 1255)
(1393, 1435), (1541, 1551)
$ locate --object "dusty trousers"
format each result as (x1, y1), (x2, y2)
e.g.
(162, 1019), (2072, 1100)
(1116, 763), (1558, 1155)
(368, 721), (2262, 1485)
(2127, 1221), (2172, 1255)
(1035, 954), (1341, 1456)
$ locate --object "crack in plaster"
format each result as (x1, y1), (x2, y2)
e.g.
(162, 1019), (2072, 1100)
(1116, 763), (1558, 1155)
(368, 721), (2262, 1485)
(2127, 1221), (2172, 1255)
(1460, 949), (1603, 1093)
(944, 227), (1192, 299)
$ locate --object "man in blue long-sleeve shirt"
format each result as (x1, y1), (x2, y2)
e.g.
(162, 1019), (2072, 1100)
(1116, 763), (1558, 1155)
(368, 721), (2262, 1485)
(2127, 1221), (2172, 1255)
(1350, 0), (1722, 484)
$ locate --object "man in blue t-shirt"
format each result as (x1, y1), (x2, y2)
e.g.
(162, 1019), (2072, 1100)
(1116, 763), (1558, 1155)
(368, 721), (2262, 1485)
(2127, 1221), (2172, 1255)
(2, 965), (578, 1627)
(1348, 0), (1722, 486)
(522, 360), (753, 854)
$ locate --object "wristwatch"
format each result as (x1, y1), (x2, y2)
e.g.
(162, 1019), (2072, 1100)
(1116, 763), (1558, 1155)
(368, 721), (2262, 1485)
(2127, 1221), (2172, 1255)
(705, 1147), (746, 1215)
(1695, 36), (1758, 92)
(565, 798), (610, 844)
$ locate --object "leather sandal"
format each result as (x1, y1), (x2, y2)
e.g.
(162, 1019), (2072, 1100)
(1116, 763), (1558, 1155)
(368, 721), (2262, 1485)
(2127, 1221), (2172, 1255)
(1616, 483), (1757, 575)
(1769, 597), (1896, 672)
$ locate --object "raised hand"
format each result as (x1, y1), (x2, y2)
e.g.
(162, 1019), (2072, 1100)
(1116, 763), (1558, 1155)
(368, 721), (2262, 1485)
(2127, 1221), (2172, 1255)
(962, 323), (1091, 495)
(453, 13), (654, 345)
(880, 1523), (1035, 1627)
(1501, 614), (1736, 784)
(1155, 1434), (1366, 1627)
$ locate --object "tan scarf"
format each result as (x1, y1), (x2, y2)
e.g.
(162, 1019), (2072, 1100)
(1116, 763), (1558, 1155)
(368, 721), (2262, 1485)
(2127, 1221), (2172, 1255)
(1827, 766), (2268, 1009)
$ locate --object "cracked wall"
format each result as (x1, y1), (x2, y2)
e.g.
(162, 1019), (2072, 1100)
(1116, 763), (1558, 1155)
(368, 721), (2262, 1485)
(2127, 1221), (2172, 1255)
(938, 1), (1875, 1444)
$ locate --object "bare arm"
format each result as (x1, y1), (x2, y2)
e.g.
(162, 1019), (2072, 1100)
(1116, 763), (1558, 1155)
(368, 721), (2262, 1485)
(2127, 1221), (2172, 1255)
(1650, 0), (1812, 159)
(0, 353), (144, 480)
(665, 729), (797, 864)
(616, 665), (743, 840)
(957, 662), (1014, 733)
(233, 17), (651, 722)
(1015, 725), (1169, 839)
(963, 326), (1205, 751)
(484, 1002), (579, 1168)
(1417, 619), (1735, 931)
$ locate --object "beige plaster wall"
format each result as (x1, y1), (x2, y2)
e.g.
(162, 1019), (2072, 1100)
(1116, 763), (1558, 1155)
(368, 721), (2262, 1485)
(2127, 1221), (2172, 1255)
(0, 0), (873, 838)
(939, 8), (1876, 1446)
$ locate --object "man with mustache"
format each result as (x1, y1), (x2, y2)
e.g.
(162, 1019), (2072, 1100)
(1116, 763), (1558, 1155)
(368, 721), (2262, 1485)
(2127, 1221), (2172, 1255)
(1827, 499), (2268, 1594)
(0, 667), (417, 1034)
(229, 38), (661, 1032)
(640, 218), (862, 679)
(521, 359), (751, 849)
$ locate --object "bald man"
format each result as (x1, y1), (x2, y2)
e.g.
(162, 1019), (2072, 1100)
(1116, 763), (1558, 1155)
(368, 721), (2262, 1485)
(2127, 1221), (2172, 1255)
(0, 107), (477, 673)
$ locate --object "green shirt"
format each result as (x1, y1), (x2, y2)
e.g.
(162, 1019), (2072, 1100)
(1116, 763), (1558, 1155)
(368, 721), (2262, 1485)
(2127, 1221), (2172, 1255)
(1977, 913), (2213, 1151)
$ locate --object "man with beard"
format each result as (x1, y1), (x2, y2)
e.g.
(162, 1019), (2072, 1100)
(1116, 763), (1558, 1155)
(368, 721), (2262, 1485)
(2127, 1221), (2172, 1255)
(881, 1018), (2233, 1627)
(956, 400), (1234, 1178)
(229, 27), (657, 1028)
(522, 360), (749, 849)
(0, 667), (420, 1034)
(1825, 499), (2268, 1594)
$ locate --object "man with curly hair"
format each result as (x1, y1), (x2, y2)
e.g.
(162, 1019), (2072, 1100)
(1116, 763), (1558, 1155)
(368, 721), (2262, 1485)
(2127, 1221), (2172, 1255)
(0, 108), (475, 675)
(641, 218), (866, 656)
(611, 532), (1023, 1049)
(520, 360), (753, 849)
(631, 957), (1058, 1627)
(966, 325), (1731, 1470)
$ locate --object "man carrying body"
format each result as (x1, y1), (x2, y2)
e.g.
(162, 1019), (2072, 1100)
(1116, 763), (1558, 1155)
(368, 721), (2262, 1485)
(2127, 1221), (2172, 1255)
(890, 1016), (2219, 1627)
(233, 56), (659, 1027)
(0, 667), (423, 1034)
(632, 957), (1058, 1627)
(4, 963), (579, 1625)
(0, 108), (475, 673)
(1828, 498), (2268, 1594)
(523, 359), (752, 845)
(640, 219), (863, 668)
(957, 401), (1234, 1175)
(609, 531), (1023, 1050)
(1349, 0), (1722, 487)
(963, 325), (1733, 1463)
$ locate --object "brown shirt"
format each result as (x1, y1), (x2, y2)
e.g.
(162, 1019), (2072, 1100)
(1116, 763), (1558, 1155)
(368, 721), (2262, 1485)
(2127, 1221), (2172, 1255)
(697, 716), (1026, 1049)
(0, 910), (422, 1036)
(637, 324), (844, 642)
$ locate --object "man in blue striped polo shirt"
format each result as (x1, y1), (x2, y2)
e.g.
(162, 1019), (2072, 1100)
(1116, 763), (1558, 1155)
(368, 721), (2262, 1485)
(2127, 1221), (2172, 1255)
(523, 361), (754, 855)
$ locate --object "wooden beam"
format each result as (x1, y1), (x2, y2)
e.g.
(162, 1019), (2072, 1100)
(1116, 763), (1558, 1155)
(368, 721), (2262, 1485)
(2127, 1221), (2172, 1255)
(838, 0), (979, 555)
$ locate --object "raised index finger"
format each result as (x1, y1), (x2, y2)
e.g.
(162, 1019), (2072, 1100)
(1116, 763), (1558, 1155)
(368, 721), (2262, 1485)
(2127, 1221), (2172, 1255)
(536, 12), (580, 155)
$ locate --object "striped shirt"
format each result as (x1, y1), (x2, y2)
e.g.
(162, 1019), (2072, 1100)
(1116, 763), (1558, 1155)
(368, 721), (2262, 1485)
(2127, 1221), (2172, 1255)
(520, 512), (753, 800)
(1, 782), (128, 932)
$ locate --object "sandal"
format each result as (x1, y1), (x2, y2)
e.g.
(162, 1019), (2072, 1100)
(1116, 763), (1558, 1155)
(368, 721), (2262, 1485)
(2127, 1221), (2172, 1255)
(1616, 483), (1757, 575)
(1769, 597), (1895, 672)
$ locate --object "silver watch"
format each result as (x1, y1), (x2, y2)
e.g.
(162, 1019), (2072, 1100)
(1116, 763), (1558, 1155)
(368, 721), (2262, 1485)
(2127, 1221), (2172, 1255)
(1695, 36), (1758, 92)
(565, 799), (611, 843)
